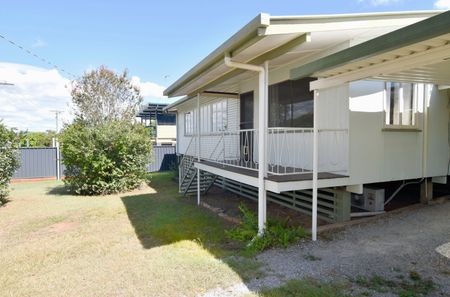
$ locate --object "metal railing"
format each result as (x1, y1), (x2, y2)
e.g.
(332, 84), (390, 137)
(181, 127), (348, 176)
(179, 136), (196, 192)
(268, 127), (314, 175)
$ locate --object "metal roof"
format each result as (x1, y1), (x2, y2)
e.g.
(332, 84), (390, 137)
(163, 10), (440, 99)
(137, 103), (171, 120)
(290, 10), (450, 81)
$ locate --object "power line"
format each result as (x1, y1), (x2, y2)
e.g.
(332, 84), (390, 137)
(0, 33), (77, 79)
(50, 110), (63, 133)
(0, 80), (14, 86)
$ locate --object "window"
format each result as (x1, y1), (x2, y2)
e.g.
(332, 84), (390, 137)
(384, 82), (418, 128)
(184, 99), (228, 135)
(211, 100), (227, 132)
(200, 105), (210, 133)
(184, 111), (194, 135)
(269, 78), (315, 127)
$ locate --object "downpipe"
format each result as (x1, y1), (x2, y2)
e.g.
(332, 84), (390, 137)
(224, 54), (267, 236)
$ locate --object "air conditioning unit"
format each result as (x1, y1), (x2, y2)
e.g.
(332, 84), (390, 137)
(351, 187), (385, 212)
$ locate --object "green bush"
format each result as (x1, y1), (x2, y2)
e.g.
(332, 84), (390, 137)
(0, 123), (20, 205)
(226, 204), (308, 254)
(61, 120), (152, 195)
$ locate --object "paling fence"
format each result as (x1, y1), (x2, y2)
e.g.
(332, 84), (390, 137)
(12, 146), (176, 180)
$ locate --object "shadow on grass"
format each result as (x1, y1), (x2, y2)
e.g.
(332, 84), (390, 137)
(120, 172), (241, 256)
(120, 172), (269, 286)
(47, 184), (72, 196)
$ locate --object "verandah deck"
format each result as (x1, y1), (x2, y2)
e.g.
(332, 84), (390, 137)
(200, 160), (347, 183)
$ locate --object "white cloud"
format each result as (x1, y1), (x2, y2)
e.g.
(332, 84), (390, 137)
(0, 62), (72, 131)
(130, 76), (166, 99)
(434, 0), (450, 9)
(0, 63), (174, 131)
(358, 0), (402, 6)
(31, 38), (47, 48)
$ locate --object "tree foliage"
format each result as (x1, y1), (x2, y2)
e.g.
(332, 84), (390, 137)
(0, 122), (20, 205)
(17, 130), (56, 147)
(61, 120), (152, 195)
(71, 66), (143, 125)
(61, 66), (152, 195)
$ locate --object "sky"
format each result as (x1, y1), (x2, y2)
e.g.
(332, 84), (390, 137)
(0, 0), (449, 131)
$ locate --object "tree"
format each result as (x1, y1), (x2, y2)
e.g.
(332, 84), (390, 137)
(0, 122), (20, 205)
(71, 66), (143, 125)
(61, 66), (152, 195)
(17, 130), (56, 147)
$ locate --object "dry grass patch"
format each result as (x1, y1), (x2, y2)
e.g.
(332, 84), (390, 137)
(0, 173), (251, 297)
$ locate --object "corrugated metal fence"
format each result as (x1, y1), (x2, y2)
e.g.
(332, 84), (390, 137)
(13, 146), (176, 180)
(147, 145), (177, 172)
(13, 148), (60, 179)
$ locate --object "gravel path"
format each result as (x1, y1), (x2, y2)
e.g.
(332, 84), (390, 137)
(202, 200), (450, 296)
(250, 201), (450, 295)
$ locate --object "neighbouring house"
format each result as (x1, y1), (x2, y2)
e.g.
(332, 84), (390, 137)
(137, 103), (177, 146)
(163, 10), (450, 240)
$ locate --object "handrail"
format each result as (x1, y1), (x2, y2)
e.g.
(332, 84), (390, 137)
(179, 127), (349, 177)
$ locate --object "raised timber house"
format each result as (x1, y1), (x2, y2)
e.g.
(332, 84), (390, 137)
(164, 10), (450, 240)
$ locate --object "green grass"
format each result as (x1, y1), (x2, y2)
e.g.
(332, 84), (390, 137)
(354, 271), (435, 297)
(250, 279), (349, 297)
(0, 173), (251, 297)
(226, 203), (308, 255)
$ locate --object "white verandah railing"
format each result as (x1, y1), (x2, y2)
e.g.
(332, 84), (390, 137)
(186, 127), (348, 176)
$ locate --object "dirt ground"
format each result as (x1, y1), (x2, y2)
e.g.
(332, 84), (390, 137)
(202, 186), (328, 229)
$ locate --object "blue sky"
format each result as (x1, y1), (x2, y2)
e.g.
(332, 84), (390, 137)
(0, 0), (448, 131)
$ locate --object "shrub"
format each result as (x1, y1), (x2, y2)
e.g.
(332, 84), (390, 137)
(0, 123), (20, 205)
(61, 120), (152, 195)
(226, 204), (308, 254)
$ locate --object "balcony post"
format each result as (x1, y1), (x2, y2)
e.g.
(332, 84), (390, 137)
(312, 90), (319, 241)
(197, 93), (201, 206)
(257, 61), (268, 235)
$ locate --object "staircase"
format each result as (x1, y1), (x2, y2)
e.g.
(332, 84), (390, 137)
(179, 154), (217, 196)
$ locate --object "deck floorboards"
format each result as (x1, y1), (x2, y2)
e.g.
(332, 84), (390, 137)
(199, 161), (347, 183)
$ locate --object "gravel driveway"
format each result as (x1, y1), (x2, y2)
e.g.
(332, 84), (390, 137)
(244, 200), (450, 296)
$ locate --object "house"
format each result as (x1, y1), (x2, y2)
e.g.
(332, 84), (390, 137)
(137, 103), (177, 146)
(164, 10), (450, 240)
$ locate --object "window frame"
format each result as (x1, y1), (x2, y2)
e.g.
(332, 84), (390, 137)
(383, 82), (419, 131)
(184, 111), (194, 136)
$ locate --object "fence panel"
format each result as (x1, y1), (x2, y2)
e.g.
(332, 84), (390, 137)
(13, 148), (58, 179)
(148, 145), (176, 172)
(13, 145), (176, 180)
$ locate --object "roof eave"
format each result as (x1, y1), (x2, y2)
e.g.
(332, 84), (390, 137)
(164, 13), (270, 97)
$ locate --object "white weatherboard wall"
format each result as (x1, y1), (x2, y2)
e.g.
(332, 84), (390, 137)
(347, 80), (449, 185)
(316, 84), (349, 173)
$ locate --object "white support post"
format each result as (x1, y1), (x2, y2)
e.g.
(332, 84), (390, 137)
(263, 61), (269, 225)
(312, 90), (319, 241)
(197, 93), (201, 206)
(257, 63), (268, 236)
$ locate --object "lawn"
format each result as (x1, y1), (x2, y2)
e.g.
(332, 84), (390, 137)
(0, 173), (254, 297)
(0, 172), (351, 297)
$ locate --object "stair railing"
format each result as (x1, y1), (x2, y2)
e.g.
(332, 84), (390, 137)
(179, 136), (197, 192)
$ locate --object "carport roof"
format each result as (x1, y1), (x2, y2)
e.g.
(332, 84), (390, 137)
(289, 10), (450, 89)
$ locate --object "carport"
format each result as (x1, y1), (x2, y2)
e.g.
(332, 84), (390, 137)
(289, 10), (450, 240)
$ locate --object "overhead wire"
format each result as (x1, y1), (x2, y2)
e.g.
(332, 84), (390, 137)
(0, 33), (77, 79)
